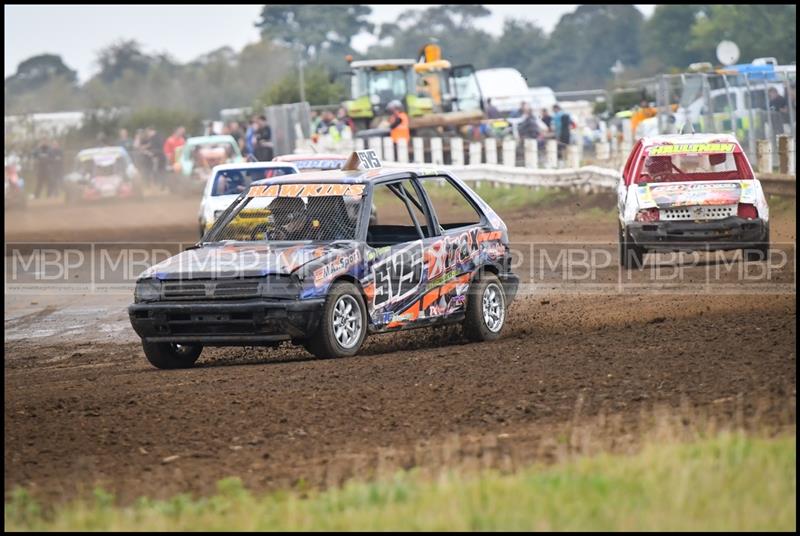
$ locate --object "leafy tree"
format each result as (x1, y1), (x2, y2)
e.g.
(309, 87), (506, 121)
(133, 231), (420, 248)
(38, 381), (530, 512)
(255, 5), (373, 60)
(5, 54), (78, 93)
(367, 4), (493, 68)
(689, 5), (796, 65)
(260, 64), (345, 106)
(540, 5), (644, 89)
(5, 54), (81, 113)
(485, 19), (548, 85)
(96, 40), (154, 84)
(642, 5), (710, 72)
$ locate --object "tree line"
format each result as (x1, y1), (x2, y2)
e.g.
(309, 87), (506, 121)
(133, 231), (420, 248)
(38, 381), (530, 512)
(5, 4), (796, 123)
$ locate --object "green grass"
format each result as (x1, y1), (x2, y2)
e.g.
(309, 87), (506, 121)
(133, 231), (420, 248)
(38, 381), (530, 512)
(5, 433), (795, 531)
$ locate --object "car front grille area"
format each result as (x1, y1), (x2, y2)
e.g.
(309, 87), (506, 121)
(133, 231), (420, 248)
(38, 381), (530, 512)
(162, 278), (261, 300)
(660, 204), (736, 221)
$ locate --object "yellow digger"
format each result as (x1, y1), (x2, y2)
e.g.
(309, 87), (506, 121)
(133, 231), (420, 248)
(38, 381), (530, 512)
(342, 43), (485, 136)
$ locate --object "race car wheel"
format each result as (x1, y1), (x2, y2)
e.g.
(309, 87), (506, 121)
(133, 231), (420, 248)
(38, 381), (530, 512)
(464, 273), (506, 342)
(142, 341), (203, 369)
(619, 226), (646, 270)
(745, 225), (770, 262)
(304, 281), (367, 359)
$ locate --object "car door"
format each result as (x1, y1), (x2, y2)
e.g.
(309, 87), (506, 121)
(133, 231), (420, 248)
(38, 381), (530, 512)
(414, 174), (490, 321)
(363, 176), (439, 329)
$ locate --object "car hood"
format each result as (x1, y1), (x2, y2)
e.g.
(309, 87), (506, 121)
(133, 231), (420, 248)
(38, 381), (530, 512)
(139, 242), (360, 280)
(636, 180), (754, 209)
(204, 195), (239, 213)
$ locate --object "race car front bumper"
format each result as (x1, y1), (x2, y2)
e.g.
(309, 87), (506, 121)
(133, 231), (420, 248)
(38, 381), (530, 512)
(128, 298), (325, 346)
(627, 217), (767, 252)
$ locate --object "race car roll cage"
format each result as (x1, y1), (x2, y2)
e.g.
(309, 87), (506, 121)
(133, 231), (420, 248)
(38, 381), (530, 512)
(201, 170), (491, 248)
(623, 139), (756, 186)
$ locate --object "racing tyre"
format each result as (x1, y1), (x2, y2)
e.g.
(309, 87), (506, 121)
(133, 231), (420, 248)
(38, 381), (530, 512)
(464, 273), (507, 342)
(142, 341), (203, 369)
(304, 281), (367, 359)
(619, 227), (646, 270)
(745, 225), (770, 262)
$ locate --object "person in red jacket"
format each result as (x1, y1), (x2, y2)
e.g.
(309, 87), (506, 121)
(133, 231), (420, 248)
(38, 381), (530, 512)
(163, 126), (186, 167)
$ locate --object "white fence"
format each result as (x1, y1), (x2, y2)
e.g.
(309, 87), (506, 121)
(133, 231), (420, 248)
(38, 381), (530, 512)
(296, 132), (796, 193)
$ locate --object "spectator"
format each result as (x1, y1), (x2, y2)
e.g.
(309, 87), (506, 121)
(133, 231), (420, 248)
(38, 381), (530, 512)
(163, 126), (186, 167)
(768, 87), (790, 132)
(228, 121), (245, 153)
(768, 87), (788, 113)
(541, 109), (553, 132)
(310, 110), (322, 134)
(335, 107), (355, 137)
(486, 98), (501, 119)
(245, 115), (259, 159)
(49, 141), (64, 198)
(33, 139), (51, 199)
(118, 128), (132, 152)
(517, 104), (541, 141)
(552, 104), (573, 159)
(387, 100), (410, 145)
(254, 115), (274, 161)
(315, 110), (336, 135)
(143, 127), (165, 188)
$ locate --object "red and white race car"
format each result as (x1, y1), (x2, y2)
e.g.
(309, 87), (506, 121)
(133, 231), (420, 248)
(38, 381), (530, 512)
(617, 133), (769, 268)
(63, 147), (143, 204)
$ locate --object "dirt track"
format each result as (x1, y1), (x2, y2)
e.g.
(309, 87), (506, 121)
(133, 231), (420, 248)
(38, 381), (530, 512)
(4, 190), (797, 505)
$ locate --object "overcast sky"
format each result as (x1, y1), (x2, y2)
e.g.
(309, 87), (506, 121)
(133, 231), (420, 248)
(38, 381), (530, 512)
(5, 4), (656, 83)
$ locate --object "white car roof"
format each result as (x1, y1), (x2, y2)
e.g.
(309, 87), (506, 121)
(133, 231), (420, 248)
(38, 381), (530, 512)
(639, 133), (741, 148)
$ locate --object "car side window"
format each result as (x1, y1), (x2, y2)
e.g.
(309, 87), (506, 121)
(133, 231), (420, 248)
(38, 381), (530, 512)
(418, 175), (483, 231)
(367, 179), (431, 247)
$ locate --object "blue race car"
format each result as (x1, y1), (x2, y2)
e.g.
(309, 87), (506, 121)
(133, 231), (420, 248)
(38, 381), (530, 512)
(129, 151), (519, 369)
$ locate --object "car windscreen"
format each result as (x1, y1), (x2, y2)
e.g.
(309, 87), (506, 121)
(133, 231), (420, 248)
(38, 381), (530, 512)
(211, 167), (297, 196)
(207, 183), (365, 242)
(78, 153), (125, 176)
(636, 144), (753, 184)
(189, 142), (238, 165)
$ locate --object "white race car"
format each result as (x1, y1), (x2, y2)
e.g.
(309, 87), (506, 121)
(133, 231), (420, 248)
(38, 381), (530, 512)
(197, 162), (299, 238)
(617, 133), (769, 269)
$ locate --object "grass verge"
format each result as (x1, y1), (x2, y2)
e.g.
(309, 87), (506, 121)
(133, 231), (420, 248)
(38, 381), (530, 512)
(5, 433), (795, 531)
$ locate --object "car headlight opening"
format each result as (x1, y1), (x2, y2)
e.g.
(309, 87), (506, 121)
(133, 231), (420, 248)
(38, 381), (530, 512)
(135, 278), (162, 302)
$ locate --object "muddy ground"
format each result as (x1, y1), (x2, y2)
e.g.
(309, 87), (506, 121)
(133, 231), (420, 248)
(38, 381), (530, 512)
(4, 188), (796, 505)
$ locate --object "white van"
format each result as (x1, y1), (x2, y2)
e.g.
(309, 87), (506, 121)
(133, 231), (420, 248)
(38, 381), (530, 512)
(475, 68), (532, 114)
(528, 87), (557, 112)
